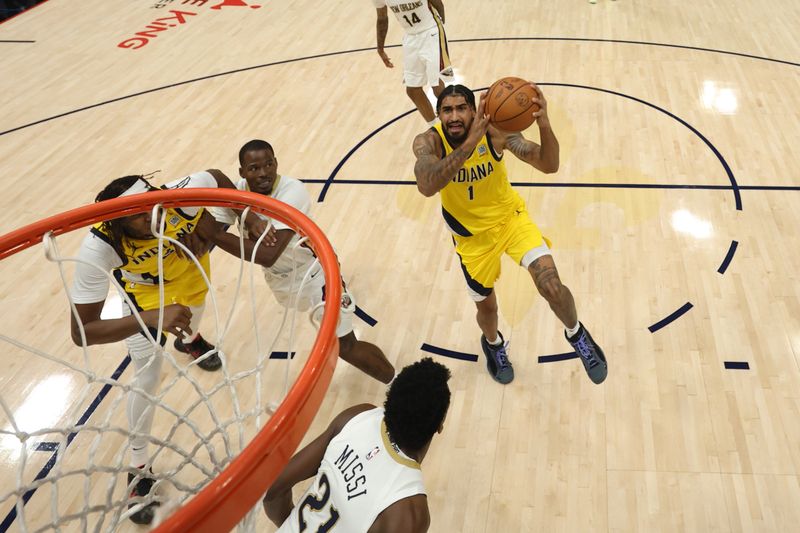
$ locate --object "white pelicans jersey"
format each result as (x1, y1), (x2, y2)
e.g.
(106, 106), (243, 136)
(372, 0), (439, 34)
(235, 175), (316, 283)
(211, 175), (319, 295)
(277, 408), (426, 533)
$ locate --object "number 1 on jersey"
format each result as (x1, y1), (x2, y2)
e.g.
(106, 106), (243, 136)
(468, 185), (474, 200)
(403, 12), (422, 26)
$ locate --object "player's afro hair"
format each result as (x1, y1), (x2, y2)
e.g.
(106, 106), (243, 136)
(384, 357), (451, 452)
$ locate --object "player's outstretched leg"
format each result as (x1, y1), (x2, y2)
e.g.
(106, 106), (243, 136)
(528, 255), (607, 384)
(125, 346), (162, 524)
(338, 331), (395, 384)
(476, 292), (514, 384)
(565, 323), (607, 384)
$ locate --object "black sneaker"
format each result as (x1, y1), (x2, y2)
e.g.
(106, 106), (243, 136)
(173, 334), (222, 371)
(566, 323), (608, 384)
(127, 468), (160, 525)
(480, 332), (514, 384)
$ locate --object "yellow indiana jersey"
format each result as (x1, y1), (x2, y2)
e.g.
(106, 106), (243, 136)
(91, 207), (210, 310)
(433, 123), (524, 236)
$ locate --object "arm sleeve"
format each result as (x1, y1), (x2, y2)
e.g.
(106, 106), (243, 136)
(163, 171), (222, 218)
(71, 232), (123, 304)
(205, 176), (246, 225)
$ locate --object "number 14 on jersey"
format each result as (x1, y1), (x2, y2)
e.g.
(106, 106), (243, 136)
(403, 12), (421, 26)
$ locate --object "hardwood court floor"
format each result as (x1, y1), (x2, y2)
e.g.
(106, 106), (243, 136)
(2, 0), (800, 531)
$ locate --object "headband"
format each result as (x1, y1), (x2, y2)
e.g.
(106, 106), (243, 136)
(118, 178), (151, 197)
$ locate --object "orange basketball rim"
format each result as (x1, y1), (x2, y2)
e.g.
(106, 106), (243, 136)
(0, 188), (341, 532)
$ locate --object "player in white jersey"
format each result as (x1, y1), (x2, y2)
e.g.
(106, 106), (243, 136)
(70, 169), (279, 524)
(224, 139), (395, 383)
(264, 357), (451, 533)
(373, 0), (452, 126)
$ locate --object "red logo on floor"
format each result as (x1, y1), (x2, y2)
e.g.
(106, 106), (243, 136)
(118, 0), (263, 50)
(210, 0), (262, 9)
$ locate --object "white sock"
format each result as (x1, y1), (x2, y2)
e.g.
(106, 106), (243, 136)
(488, 335), (502, 346)
(130, 445), (149, 469)
(181, 303), (206, 343)
(426, 118), (438, 128)
(565, 321), (581, 338)
(125, 335), (163, 468)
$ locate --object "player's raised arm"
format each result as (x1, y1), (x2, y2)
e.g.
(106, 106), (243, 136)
(414, 96), (490, 197)
(491, 83), (559, 174)
(412, 131), (448, 196)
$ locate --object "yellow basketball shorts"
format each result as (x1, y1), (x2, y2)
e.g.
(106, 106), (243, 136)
(452, 208), (550, 300)
(122, 253), (211, 311)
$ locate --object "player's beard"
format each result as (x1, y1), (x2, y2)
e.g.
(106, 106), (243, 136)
(442, 117), (470, 147)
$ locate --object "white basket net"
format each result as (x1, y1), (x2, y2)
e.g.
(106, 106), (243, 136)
(0, 192), (339, 532)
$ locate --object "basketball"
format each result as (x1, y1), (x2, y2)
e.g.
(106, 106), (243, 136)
(485, 77), (540, 132)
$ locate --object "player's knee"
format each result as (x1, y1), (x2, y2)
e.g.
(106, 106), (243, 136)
(537, 279), (564, 303)
(476, 297), (498, 316)
(338, 332), (357, 357)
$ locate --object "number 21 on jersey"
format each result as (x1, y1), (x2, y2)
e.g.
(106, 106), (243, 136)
(298, 473), (339, 532)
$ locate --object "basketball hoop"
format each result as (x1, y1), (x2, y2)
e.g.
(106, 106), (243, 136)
(0, 188), (340, 532)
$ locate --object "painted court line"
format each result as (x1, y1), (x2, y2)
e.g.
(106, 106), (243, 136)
(717, 240), (739, 274)
(538, 352), (579, 363)
(420, 343), (479, 362)
(1, 355), (131, 532)
(724, 361), (750, 370)
(648, 302), (694, 333)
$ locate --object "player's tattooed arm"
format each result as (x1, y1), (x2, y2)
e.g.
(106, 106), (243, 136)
(503, 133), (541, 165)
(501, 130), (560, 174)
(413, 131), (468, 197)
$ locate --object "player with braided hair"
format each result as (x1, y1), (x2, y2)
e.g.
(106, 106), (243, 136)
(70, 169), (277, 524)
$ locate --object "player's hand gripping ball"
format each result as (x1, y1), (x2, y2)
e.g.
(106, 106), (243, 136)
(485, 77), (540, 132)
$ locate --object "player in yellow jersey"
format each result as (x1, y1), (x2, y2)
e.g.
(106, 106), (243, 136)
(412, 84), (607, 385)
(69, 169), (279, 524)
